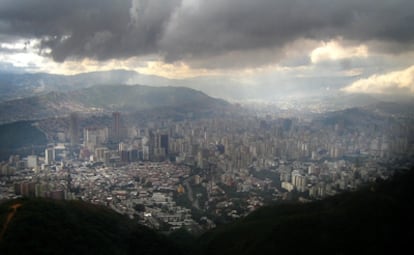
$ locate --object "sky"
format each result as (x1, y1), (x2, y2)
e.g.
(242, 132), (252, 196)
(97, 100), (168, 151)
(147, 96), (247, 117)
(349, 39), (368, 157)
(0, 0), (414, 97)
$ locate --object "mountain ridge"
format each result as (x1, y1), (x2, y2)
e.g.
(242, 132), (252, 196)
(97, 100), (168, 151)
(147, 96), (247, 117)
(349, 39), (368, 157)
(4, 69), (410, 103)
(0, 84), (229, 124)
(0, 70), (139, 101)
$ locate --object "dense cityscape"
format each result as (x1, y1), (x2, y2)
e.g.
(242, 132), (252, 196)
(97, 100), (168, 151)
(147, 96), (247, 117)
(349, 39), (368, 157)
(1, 105), (413, 232)
(1, 1), (414, 253)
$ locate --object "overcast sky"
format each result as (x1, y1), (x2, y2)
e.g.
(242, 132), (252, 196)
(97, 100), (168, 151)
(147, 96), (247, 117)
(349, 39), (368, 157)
(1, 0), (413, 97)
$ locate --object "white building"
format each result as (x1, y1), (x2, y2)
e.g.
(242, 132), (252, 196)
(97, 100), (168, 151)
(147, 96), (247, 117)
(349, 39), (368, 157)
(27, 155), (38, 170)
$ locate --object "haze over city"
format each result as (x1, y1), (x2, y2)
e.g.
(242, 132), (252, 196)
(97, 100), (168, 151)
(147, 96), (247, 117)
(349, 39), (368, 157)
(0, 1), (414, 254)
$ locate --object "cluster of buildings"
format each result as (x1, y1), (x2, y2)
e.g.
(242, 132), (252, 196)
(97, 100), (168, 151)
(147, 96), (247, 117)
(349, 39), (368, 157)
(37, 110), (413, 176)
(68, 161), (197, 230)
(1, 108), (413, 230)
(0, 159), (199, 231)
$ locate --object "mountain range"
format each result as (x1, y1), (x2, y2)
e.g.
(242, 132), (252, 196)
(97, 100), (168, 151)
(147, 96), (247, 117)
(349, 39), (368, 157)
(0, 84), (229, 124)
(2, 69), (407, 103)
(0, 69), (242, 102)
(0, 70), (138, 101)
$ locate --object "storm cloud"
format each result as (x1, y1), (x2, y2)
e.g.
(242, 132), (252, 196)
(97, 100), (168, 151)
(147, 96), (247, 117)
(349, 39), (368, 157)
(0, 0), (413, 68)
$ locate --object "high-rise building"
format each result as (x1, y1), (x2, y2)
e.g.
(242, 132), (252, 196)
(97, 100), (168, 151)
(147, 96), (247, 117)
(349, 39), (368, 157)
(95, 147), (109, 162)
(45, 147), (55, 165)
(27, 155), (38, 170)
(148, 132), (169, 161)
(112, 112), (121, 142)
(84, 127), (109, 151)
(160, 134), (169, 155)
(148, 131), (155, 160)
(69, 113), (79, 145)
(292, 170), (308, 192)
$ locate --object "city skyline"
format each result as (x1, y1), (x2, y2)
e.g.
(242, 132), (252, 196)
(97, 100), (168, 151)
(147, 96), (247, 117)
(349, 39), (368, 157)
(1, 1), (413, 253)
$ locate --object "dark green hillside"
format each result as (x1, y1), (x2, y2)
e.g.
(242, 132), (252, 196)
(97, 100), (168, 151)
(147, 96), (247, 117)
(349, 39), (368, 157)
(0, 92), (89, 123)
(0, 121), (46, 149)
(0, 199), (182, 255)
(70, 84), (228, 111)
(0, 84), (229, 123)
(0, 121), (47, 160)
(1, 171), (413, 255)
(196, 169), (414, 255)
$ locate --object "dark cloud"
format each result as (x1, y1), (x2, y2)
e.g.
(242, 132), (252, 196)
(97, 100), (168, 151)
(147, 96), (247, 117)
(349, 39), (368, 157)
(0, 0), (180, 61)
(0, 0), (413, 67)
(160, 0), (414, 67)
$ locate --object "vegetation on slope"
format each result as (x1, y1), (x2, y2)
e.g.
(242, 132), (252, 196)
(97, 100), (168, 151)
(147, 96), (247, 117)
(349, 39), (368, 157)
(0, 84), (229, 123)
(195, 169), (414, 255)
(71, 85), (227, 111)
(0, 198), (182, 255)
(0, 121), (47, 160)
(1, 169), (413, 255)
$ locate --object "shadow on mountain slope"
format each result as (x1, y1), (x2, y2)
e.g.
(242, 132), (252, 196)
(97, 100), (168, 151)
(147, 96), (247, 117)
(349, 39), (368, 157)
(0, 198), (182, 255)
(196, 169), (414, 255)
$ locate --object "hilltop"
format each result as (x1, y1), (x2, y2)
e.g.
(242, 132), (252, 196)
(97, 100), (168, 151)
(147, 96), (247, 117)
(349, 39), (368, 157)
(0, 70), (139, 101)
(0, 198), (182, 255)
(0, 84), (229, 124)
(195, 168), (414, 255)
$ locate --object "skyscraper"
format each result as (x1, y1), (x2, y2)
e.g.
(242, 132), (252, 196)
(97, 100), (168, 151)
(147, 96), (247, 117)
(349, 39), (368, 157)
(160, 134), (169, 156)
(83, 127), (109, 151)
(69, 113), (79, 145)
(45, 147), (55, 165)
(112, 112), (121, 142)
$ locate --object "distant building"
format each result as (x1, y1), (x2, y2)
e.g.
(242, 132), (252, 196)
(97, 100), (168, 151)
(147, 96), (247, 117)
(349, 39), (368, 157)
(54, 144), (66, 161)
(160, 134), (169, 155)
(112, 112), (121, 142)
(148, 132), (169, 161)
(83, 127), (109, 151)
(0, 163), (15, 176)
(45, 147), (55, 165)
(27, 155), (38, 170)
(15, 182), (36, 197)
(69, 113), (79, 145)
(95, 147), (109, 162)
(117, 142), (140, 163)
(281, 181), (294, 192)
(292, 170), (307, 192)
